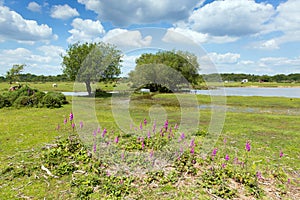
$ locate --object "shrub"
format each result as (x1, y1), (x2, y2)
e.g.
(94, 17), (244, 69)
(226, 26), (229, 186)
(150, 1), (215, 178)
(0, 94), (11, 108)
(13, 96), (32, 108)
(0, 85), (68, 109)
(41, 93), (62, 108)
(94, 88), (111, 97)
(30, 91), (46, 107)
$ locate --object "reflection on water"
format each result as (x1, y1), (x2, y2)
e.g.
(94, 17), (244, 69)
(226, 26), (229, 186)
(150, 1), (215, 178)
(192, 87), (300, 98)
(199, 104), (300, 115)
(62, 92), (89, 96)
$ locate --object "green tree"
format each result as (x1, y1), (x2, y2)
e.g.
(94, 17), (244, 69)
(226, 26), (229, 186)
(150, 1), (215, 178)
(129, 63), (184, 91)
(6, 64), (25, 84)
(135, 50), (200, 85)
(62, 42), (122, 96)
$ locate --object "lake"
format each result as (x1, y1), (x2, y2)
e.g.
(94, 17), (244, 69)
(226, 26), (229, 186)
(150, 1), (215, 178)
(62, 87), (300, 98)
(191, 87), (300, 98)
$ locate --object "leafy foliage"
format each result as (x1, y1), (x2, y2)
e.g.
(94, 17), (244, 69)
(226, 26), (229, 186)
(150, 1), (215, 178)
(129, 50), (200, 92)
(5, 64), (25, 84)
(62, 42), (122, 95)
(0, 85), (67, 109)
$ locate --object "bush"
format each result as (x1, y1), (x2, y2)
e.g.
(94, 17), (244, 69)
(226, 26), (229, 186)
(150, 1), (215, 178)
(13, 96), (32, 108)
(31, 91), (46, 107)
(0, 85), (67, 109)
(0, 94), (11, 108)
(94, 88), (111, 97)
(41, 92), (62, 108)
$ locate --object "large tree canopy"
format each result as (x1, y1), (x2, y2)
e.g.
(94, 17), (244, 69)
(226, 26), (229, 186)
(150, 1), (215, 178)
(135, 50), (199, 83)
(129, 50), (200, 91)
(62, 42), (122, 95)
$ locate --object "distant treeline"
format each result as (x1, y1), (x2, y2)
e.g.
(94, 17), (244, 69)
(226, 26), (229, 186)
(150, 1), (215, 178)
(1, 73), (300, 83)
(0, 73), (68, 82)
(202, 73), (300, 83)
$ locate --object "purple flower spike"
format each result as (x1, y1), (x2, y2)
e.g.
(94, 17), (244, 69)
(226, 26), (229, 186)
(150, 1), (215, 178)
(174, 123), (178, 130)
(71, 123), (75, 129)
(225, 154), (230, 161)
(142, 142), (145, 149)
(64, 118), (67, 125)
(245, 141), (251, 152)
(147, 131), (151, 139)
(93, 144), (96, 153)
(180, 147), (183, 154)
(180, 133), (185, 140)
(190, 147), (195, 154)
(280, 150), (284, 158)
(97, 127), (101, 133)
(79, 121), (83, 129)
(212, 148), (218, 157)
(144, 118), (147, 126)
(140, 122), (143, 130)
(164, 120), (168, 131)
(152, 120), (156, 132)
(102, 128), (107, 137)
(223, 138), (227, 144)
(256, 171), (262, 180)
(93, 130), (96, 137)
(190, 138), (195, 147)
(69, 112), (73, 121)
(114, 136), (119, 144)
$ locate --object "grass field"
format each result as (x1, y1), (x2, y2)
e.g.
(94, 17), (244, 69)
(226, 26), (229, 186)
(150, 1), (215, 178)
(0, 84), (299, 199)
(1, 81), (300, 93)
(0, 81), (125, 93)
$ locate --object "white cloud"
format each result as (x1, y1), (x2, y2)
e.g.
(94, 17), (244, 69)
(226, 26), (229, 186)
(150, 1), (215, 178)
(78, 0), (200, 26)
(258, 56), (300, 67)
(186, 0), (275, 37)
(208, 52), (240, 64)
(269, 0), (300, 46)
(202, 55), (300, 75)
(0, 6), (56, 43)
(37, 45), (65, 57)
(0, 47), (64, 75)
(198, 52), (241, 73)
(103, 29), (152, 47)
(255, 39), (280, 50)
(121, 54), (139, 76)
(252, 0), (300, 49)
(274, 0), (300, 33)
(50, 4), (79, 20)
(239, 60), (255, 66)
(67, 18), (105, 43)
(162, 28), (239, 44)
(27, 2), (42, 13)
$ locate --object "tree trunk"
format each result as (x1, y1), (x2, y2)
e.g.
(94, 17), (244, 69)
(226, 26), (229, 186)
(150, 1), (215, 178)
(85, 80), (92, 96)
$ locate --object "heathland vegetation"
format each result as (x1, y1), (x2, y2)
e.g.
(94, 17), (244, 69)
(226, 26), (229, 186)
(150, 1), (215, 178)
(0, 44), (299, 199)
(0, 89), (299, 199)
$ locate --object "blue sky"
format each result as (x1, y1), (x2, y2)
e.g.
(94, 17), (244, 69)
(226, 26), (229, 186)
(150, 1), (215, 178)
(0, 0), (300, 76)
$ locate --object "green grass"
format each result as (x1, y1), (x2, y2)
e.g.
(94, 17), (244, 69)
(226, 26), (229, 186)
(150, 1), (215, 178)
(0, 92), (299, 199)
(0, 81), (129, 93)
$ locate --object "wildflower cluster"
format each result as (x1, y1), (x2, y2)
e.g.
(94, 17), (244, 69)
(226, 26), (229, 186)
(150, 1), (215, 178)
(48, 113), (293, 199)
